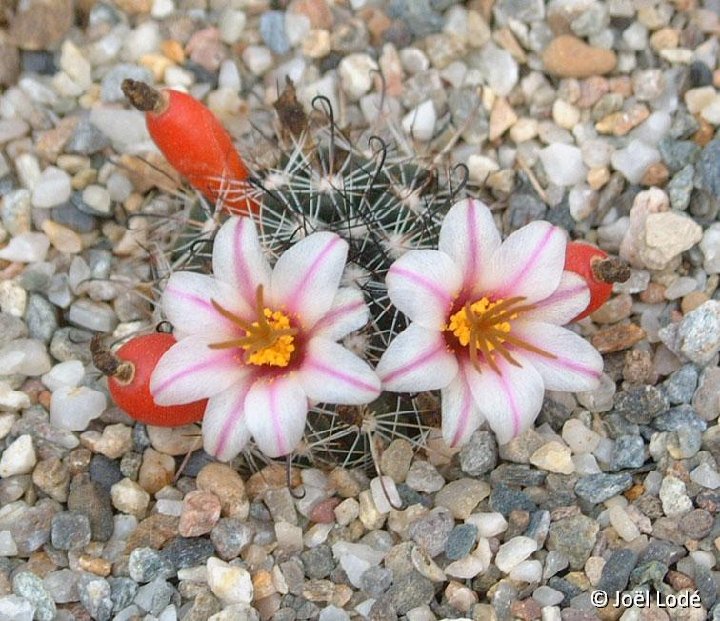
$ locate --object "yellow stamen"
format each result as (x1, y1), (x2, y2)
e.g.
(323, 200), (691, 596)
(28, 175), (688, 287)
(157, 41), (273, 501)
(446, 296), (555, 373)
(209, 285), (298, 367)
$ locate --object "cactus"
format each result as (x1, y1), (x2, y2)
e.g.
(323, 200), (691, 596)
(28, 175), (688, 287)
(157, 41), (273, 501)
(136, 81), (469, 473)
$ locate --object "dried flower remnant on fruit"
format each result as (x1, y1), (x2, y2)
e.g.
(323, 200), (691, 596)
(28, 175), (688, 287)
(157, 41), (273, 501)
(149, 216), (381, 460)
(377, 198), (604, 447)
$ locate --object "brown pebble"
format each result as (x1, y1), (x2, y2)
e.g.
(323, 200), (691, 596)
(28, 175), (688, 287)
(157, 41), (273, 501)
(510, 598), (542, 621)
(178, 490), (222, 537)
(591, 323), (646, 353)
(693, 115), (715, 146)
(622, 350), (653, 384)
(640, 161), (669, 187)
(137, 448), (175, 496)
(196, 462), (248, 519)
(246, 464), (301, 500)
(576, 76), (609, 108)
(590, 293), (633, 324)
(681, 291), (709, 314)
(161, 39), (185, 64)
(252, 570), (277, 600)
(666, 570), (694, 590)
(639, 282), (666, 304)
(595, 104), (649, 136)
(542, 35), (617, 78)
(77, 555), (112, 576)
(309, 497), (340, 524)
(327, 467), (363, 498)
(624, 483), (645, 502)
(9, 0), (73, 51)
(288, 0), (333, 29)
(124, 514), (179, 553)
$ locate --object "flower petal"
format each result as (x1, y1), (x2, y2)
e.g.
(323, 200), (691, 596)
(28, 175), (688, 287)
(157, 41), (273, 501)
(441, 361), (484, 448)
(202, 381), (254, 462)
(150, 336), (249, 405)
(212, 217), (272, 312)
(377, 323), (458, 392)
(386, 250), (461, 329)
(524, 271), (590, 325)
(271, 232), (348, 329)
(485, 221), (567, 304)
(312, 288), (369, 341)
(300, 337), (380, 404)
(162, 272), (243, 338)
(464, 353), (545, 445)
(511, 320), (603, 392)
(244, 374), (308, 458)
(439, 198), (501, 295)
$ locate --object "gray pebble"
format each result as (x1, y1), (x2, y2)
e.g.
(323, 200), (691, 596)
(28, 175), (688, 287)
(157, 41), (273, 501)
(160, 536), (214, 570)
(67, 478), (114, 542)
(629, 560), (668, 590)
(25, 294), (57, 344)
(42, 569), (79, 604)
(389, 0), (443, 36)
(597, 548), (638, 594)
(613, 385), (669, 424)
(547, 514), (599, 570)
(0, 313), (28, 348)
(459, 430), (497, 476)
(653, 404), (707, 432)
(259, 11), (290, 55)
(100, 64), (153, 103)
(489, 484), (538, 516)
(128, 547), (175, 583)
(359, 566), (392, 597)
(445, 523), (477, 560)
(210, 518), (254, 561)
(610, 435), (646, 470)
(694, 563), (717, 609)
(50, 202), (98, 232)
(664, 364), (699, 404)
(490, 464), (547, 488)
(50, 327), (94, 364)
(387, 573), (435, 614)
(133, 577), (176, 615)
(89, 454), (123, 490)
(77, 576), (113, 621)
(697, 139), (720, 195)
(574, 473), (633, 503)
(667, 164), (694, 211)
(658, 137), (700, 173)
(107, 577), (138, 613)
(300, 544), (334, 580)
(12, 572), (56, 621)
(676, 301), (720, 366)
(50, 511), (91, 550)
(407, 507), (454, 558)
(505, 193), (547, 232)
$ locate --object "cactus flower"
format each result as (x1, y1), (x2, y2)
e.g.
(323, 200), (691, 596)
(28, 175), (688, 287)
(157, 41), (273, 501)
(377, 198), (603, 447)
(150, 217), (380, 460)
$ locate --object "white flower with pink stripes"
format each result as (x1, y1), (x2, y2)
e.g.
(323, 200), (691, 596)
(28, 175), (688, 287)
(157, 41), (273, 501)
(376, 198), (603, 447)
(150, 217), (380, 460)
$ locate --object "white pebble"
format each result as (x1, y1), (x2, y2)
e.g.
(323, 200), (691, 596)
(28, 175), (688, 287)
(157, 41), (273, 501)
(0, 531), (18, 556)
(538, 144), (587, 186)
(664, 276), (697, 300)
(0, 595), (35, 621)
(15, 153), (41, 190)
(494, 536), (537, 573)
(0, 281), (27, 317)
(155, 499), (183, 517)
(0, 435), (36, 477)
(465, 512), (507, 538)
(700, 223), (720, 274)
(219, 9), (247, 44)
(610, 139), (660, 184)
(533, 586), (564, 607)
(0, 382), (31, 411)
(31, 166), (72, 208)
(50, 386), (107, 432)
(572, 453), (601, 475)
(41, 360), (85, 392)
(607, 505), (640, 542)
(338, 54), (378, 101)
(275, 522), (303, 552)
(467, 154), (500, 184)
(370, 476), (401, 514)
(0, 339), (52, 376)
(68, 299), (118, 332)
(59, 40), (92, 89)
(334, 499), (359, 526)
(112, 478), (150, 517)
(630, 111), (672, 145)
(207, 557), (253, 604)
(89, 107), (153, 153)
(319, 607), (350, 621)
(151, 0), (174, 19)
(0, 119), (29, 143)
(82, 185), (112, 215)
(242, 46), (273, 76)
(284, 13), (310, 47)
(403, 100), (436, 142)
(218, 60), (241, 92)
(562, 419), (600, 454)
(0, 232), (49, 263)
(690, 462), (720, 489)
(508, 559), (543, 583)
(480, 43), (518, 97)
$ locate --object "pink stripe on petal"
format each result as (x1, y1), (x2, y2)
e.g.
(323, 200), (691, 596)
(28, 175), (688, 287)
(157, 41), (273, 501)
(234, 219), (257, 306)
(321, 299), (365, 328)
(465, 199), (480, 285)
(152, 350), (236, 396)
(165, 287), (234, 326)
(451, 371), (473, 447)
(498, 371), (521, 437)
(381, 342), (446, 384)
(495, 226), (557, 298)
(390, 265), (454, 308)
(268, 381), (287, 457)
(284, 236), (342, 314)
(306, 358), (378, 393)
(213, 384), (251, 458)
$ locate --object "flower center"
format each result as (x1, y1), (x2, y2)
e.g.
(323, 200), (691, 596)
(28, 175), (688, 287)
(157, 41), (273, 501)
(446, 296), (555, 374)
(209, 285), (298, 367)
